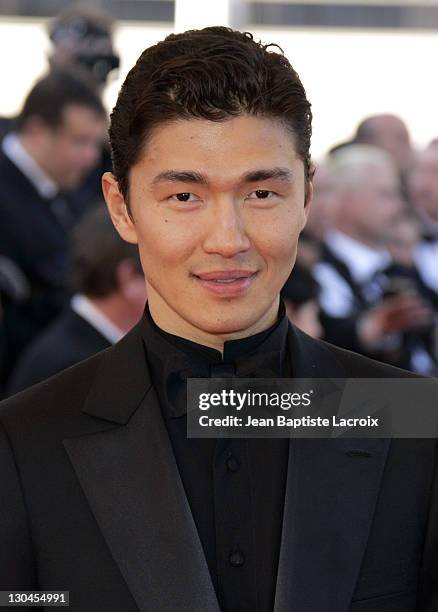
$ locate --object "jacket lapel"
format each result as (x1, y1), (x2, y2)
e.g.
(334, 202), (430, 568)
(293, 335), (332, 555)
(62, 317), (390, 611)
(63, 322), (220, 612)
(274, 326), (391, 611)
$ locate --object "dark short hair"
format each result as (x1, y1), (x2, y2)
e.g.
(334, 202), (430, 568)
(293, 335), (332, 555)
(71, 206), (143, 298)
(109, 26), (313, 199)
(16, 69), (106, 132)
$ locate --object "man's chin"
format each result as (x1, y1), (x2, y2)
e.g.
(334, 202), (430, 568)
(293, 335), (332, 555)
(191, 310), (268, 338)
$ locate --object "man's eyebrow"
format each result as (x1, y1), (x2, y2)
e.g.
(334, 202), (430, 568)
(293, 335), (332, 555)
(151, 170), (208, 185)
(242, 167), (293, 183)
(150, 167), (293, 187)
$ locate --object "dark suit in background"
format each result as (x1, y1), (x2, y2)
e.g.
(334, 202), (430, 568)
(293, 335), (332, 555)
(315, 238), (387, 355)
(6, 307), (110, 395)
(316, 236), (438, 375)
(1, 318), (437, 611)
(0, 151), (85, 379)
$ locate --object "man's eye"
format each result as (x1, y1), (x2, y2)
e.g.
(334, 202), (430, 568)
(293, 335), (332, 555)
(247, 190), (275, 200)
(170, 192), (198, 202)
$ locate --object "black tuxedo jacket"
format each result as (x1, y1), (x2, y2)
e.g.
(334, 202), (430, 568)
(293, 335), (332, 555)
(317, 241), (374, 355)
(7, 308), (111, 395)
(0, 152), (92, 378)
(1, 319), (437, 611)
(318, 242), (438, 374)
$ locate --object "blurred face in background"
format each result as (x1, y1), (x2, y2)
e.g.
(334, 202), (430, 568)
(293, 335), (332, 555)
(103, 114), (311, 348)
(26, 103), (106, 189)
(305, 163), (337, 240)
(335, 162), (403, 247)
(409, 145), (438, 222)
(371, 115), (413, 173)
(113, 259), (148, 330)
(386, 215), (421, 267)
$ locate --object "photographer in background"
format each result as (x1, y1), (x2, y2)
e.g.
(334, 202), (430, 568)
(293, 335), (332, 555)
(7, 207), (147, 395)
(48, 6), (119, 93)
(0, 7), (118, 142)
(47, 6), (120, 205)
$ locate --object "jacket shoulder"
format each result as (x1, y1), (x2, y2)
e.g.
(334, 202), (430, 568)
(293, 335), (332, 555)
(0, 347), (109, 430)
(320, 337), (421, 379)
(291, 323), (420, 379)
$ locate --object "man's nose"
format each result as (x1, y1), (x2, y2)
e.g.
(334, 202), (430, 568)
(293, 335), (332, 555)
(202, 199), (251, 258)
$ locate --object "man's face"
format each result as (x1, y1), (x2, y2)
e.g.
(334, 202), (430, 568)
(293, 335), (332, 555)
(386, 217), (421, 267)
(39, 104), (106, 189)
(305, 164), (337, 240)
(104, 115), (311, 344)
(346, 163), (403, 245)
(409, 146), (438, 222)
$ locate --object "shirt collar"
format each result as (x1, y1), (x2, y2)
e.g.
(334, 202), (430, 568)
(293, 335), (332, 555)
(141, 299), (290, 418)
(71, 294), (124, 345)
(325, 229), (391, 284)
(2, 132), (59, 199)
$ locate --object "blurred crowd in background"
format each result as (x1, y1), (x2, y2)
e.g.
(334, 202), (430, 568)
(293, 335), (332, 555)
(0, 6), (437, 398)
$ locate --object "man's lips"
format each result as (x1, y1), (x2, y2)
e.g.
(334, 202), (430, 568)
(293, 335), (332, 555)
(192, 270), (258, 296)
(193, 270), (257, 281)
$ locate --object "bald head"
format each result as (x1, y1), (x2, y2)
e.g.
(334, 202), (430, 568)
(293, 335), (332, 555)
(329, 145), (403, 247)
(329, 145), (396, 192)
(355, 114), (412, 171)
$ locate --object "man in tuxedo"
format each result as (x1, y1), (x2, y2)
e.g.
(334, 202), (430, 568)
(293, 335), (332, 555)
(314, 144), (435, 372)
(0, 70), (107, 380)
(0, 27), (437, 612)
(6, 207), (146, 395)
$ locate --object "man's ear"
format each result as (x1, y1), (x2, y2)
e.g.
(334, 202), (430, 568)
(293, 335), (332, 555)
(102, 172), (138, 245)
(23, 116), (49, 137)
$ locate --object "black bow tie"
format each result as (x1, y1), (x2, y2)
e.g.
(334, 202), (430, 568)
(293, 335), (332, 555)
(160, 347), (286, 418)
(171, 347), (285, 381)
(142, 300), (289, 418)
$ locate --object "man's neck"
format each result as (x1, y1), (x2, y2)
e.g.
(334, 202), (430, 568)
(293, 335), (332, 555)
(147, 292), (280, 355)
(71, 294), (124, 345)
(325, 229), (391, 284)
(2, 132), (58, 198)
(89, 294), (141, 334)
(19, 133), (56, 184)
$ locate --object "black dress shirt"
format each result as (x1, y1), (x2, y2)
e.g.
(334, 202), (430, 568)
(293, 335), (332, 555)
(141, 302), (291, 612)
